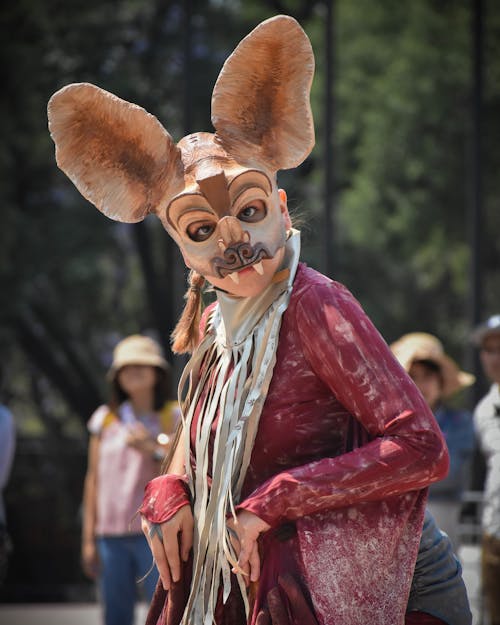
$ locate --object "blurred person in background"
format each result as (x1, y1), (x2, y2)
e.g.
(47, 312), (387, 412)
(471, 315), (500, 625)
(391, 333), (475, 551)
(81, 334), (179, 625)
(0, 367), (16, 587)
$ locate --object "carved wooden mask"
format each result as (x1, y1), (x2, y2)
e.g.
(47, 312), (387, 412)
(48, 15), (315, 281)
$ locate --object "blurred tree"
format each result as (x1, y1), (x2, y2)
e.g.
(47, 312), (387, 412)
(481, 2), (500, 316)
(0, 0), (258, 433)
(330, 0), (500, 368)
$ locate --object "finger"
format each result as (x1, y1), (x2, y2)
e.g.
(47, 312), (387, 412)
(83, 561), (96, 579)
(233, 543), (251, 585)
(232, 562), (250, 586)
(148, 522), (164, 544)
(180, 516), (194, 562)
(248, 542), (261, 583)
(227, 525), (241, 558)
(142, 518), (156, 558)
(237, 537), (252, 571)
(141, 517), (151, 542)
(150, 533), (173, 590)
(145, 522), (172, 590)
(163, 527), (182, 583)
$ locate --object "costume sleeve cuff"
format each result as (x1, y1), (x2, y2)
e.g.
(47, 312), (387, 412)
(139, 474), (191, 524)
(236, 489), (285, 528)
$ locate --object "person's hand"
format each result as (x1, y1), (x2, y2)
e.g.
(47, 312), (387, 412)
(126, 423), (156, 455)
(81, 539), (100, 580)
(142, 505), (194, 590)
(227, 510), (270, 584)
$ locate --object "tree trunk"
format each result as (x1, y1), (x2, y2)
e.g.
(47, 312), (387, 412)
(14, 312), (101, 426)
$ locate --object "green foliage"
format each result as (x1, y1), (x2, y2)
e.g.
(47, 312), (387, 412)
(330, 0), (499, 365)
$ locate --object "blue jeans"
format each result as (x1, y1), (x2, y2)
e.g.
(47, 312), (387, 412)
(407, 509), (472, 625)
(97, 534), (159, 625)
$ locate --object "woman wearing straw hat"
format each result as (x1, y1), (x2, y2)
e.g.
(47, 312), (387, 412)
(391, 332), (475, 550)
(81, 334), (179, 625)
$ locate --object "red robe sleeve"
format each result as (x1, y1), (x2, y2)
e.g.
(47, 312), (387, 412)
(237, 280), (449, 527)
(139, 474), (191, 524)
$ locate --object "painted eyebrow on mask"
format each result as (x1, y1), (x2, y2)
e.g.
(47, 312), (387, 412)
(228, 171), (273, 203)
(166, 193), (213, 230)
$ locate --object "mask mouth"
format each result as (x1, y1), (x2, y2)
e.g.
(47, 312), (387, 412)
(212, 242), (271, 278)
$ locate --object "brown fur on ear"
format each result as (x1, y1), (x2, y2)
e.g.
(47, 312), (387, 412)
(211, 15), (315, 173)
(171, 271), (206, 354)
(48, 83), (184, 223)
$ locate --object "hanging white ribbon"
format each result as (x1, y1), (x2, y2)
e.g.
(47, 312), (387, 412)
(177, 231), (301, 625)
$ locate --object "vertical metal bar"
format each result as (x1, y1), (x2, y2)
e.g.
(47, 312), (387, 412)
(323, 0), (335, 278)
(183, 0), (193, 135)
(466, 0), (487, 505)
(170, 0), (193, 377)
(468, 0), (484, 406)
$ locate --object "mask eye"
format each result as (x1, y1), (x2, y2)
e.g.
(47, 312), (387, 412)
(187, 222), (215, 242)
(238, 200), (266, 223)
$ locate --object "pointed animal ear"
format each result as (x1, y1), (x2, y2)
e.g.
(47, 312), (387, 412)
(47, 83), (184, 223)
(211, 15), (315, 172)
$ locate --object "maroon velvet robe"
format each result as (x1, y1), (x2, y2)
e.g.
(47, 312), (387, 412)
(144, 263), (448, 625)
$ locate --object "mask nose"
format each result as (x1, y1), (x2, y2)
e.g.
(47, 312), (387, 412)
(217, 216), (248, 249)
(214, 216), (257, 274)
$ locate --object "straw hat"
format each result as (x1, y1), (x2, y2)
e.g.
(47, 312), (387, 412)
(390, 332), (475, 398)
(471, 314), (500, 346)
(108, 334), (168, 379)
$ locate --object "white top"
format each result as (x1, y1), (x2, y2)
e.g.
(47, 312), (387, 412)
(474, 383), (500, 538)
(88, 402), (175, 536)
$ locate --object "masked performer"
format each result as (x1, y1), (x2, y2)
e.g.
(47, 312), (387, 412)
(48, 15), (451, 625)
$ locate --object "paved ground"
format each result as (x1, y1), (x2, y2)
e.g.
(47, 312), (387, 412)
(0, 545), (484, 625)
(459, 544), (484, 625)
(0, 602), (148, 625)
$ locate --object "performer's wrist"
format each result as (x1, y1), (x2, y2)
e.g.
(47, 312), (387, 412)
(140, 474), (191, 524)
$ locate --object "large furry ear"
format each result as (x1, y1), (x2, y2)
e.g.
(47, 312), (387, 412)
(47, 83), (184, 222)
(211, 15), (315, 172)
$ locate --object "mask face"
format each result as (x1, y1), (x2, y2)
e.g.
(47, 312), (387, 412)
(47, 16), (314, 299)
(160, 134), (290, 297)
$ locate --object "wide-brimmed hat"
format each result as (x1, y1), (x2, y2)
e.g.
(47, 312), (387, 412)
(390, 332), (475, 398)
(471, 314), (500, 347)
(108, 334), (168, 379)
